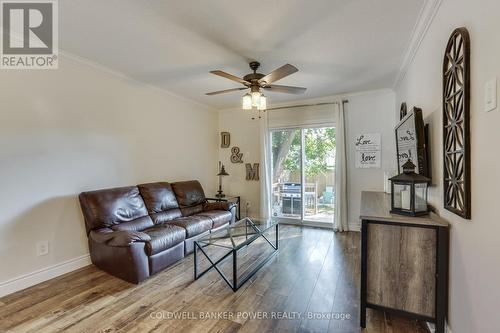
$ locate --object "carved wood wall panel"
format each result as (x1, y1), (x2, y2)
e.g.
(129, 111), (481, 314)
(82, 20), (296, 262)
(442, 27), (471, 219)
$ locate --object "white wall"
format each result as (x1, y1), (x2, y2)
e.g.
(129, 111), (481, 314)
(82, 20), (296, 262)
(345, 90), (396, 229)
(395, 1), (500, 332)
(218, 89), (397, 229)
(0, 54), (218, 295)
(217, 109), (261, 218)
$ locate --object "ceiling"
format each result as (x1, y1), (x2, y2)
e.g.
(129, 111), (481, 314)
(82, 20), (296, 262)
(60, 0), (424, 109)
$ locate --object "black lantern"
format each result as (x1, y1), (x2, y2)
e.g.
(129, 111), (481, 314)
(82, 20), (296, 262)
(390, 159), (430, 216)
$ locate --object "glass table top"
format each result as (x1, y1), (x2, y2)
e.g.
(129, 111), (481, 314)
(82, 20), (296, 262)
(196, 218), (278, 250)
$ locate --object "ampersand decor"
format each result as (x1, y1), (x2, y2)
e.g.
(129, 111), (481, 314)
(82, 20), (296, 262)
(230, 147), (243, 163)
(246, 163), (259, 181)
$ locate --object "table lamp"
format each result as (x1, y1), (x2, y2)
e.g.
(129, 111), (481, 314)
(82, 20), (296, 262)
(216, 161), (229, 198)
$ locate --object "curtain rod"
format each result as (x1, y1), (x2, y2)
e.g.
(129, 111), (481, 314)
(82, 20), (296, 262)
(266, 99), (349, 111)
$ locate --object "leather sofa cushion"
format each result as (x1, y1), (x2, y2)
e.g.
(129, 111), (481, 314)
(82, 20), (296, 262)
(150, 209), (182, 224)
(169, 216), (212, 238)
(171, 180), (206, 207)
(89, 237), (150, 283)
(180, 204), (203, 217)
(90, 228), (151, 247)
(148, 243), (184, 275)
(142, 224), (186, 256)
(196, 211), (232, 229)
(111, 216), (154, 232)
(138, 182), (179, 214)
(203, 201), (236, 212)
(79, 186), (150, 233)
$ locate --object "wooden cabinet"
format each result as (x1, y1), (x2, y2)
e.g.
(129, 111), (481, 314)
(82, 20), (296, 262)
(359, 191), (449, 333)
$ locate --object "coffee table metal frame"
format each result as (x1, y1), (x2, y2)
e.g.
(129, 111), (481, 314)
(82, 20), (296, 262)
(194, 218), (279, 291)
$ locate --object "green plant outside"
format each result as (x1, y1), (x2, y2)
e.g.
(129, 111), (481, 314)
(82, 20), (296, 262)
(272, 128), (336, 178)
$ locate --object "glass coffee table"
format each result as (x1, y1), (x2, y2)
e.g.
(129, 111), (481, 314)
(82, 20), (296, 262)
(194, 218), (279, 291)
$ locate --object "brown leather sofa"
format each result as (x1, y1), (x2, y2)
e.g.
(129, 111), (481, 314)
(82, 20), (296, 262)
(79, 180), (236, 283)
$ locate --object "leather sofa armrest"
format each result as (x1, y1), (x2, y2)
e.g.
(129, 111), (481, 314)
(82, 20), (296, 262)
(89, 228), (151, 247)
(203, 201), (236, 212)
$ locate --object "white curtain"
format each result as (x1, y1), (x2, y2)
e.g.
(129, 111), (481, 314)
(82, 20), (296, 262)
(259, 112), (272, 220)
(334, 101), (349, 232)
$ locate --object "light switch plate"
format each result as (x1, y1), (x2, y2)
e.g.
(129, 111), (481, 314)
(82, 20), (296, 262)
(485, 78), (497, 112)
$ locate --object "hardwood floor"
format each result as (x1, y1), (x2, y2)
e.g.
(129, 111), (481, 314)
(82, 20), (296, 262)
(0, 226), (427, 333)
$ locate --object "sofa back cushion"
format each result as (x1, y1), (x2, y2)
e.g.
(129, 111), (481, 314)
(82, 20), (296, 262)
(171, 180), (206, 216)
(79, 186), (152, 234)
(138, 182), (182, 224)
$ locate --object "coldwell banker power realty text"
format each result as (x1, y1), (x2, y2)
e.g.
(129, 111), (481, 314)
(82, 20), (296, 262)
(1, 0), (58, 69)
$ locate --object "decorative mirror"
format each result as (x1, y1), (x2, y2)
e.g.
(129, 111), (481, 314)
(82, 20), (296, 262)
(442, 27), (471, 219)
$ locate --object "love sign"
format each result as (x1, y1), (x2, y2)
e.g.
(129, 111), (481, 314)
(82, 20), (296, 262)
(355, 133), (381, 168)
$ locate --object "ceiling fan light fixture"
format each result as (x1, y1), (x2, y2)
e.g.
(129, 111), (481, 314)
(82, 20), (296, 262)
(207, 62), (305, 111)
(258, 94), (267, 110)
(242, 93), (252, 110)
(251, 91), (261, 107)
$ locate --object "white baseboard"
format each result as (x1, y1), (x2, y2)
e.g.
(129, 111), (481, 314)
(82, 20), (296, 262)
(0, 254), (91, 298)
(348, 222), (361, 232)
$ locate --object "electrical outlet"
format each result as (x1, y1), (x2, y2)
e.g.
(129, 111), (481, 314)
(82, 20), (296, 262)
(245, 201), (251, 218)
(36, 241), (49, 256)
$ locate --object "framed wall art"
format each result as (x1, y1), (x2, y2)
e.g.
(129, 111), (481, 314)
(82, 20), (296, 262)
(400, 102), (407, 120)
(395, 107), (429, 178)
(354, 133), (381, 169)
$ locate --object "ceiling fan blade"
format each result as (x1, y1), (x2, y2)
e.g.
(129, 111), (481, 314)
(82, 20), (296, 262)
(210, 70), (250, 86)
(205, 87), (248, 96)
(263, 84), (306, 94)
(259, 64), (298, 85)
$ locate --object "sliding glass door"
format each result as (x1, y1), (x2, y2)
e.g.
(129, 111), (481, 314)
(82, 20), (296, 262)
(270, 126), (336, 226)
(303, 127), (336, 223)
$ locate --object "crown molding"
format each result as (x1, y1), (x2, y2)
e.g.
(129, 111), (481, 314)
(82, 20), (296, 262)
(59, 50), (216, 112)
(394, 0), (443, 90)
(3, 30), (213, 111)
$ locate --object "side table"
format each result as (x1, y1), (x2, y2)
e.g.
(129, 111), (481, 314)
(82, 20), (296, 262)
(206, 195), (241, 220)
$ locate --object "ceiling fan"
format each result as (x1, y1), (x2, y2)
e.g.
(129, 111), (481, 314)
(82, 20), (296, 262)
(206, 61), (306, 110)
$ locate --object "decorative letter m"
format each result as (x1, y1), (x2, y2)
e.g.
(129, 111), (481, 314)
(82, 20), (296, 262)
(245, 163), (259, 181)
